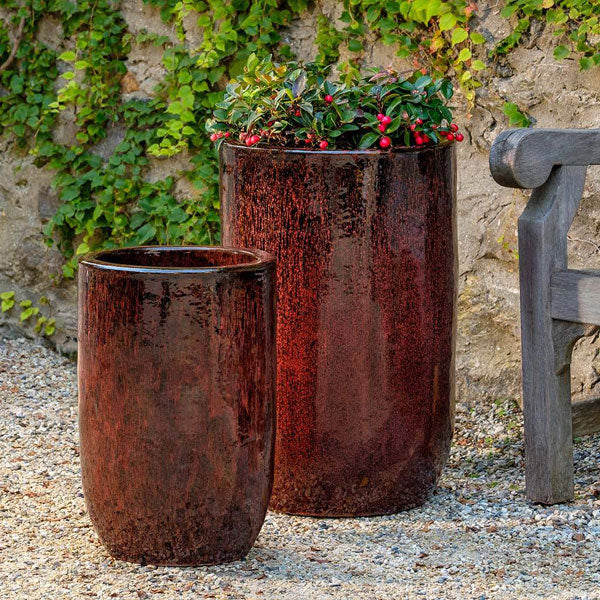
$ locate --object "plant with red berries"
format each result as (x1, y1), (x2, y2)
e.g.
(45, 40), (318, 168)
(206, 55), (462, 151)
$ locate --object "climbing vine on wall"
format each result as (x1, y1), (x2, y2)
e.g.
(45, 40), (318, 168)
(318, 0), (487, 104)
(0, 0), (598, 292)
(0, 0), (308, 280)
(495, 0), (600, 69)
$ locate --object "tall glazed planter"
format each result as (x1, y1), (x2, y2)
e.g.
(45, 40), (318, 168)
(78, 246), (276, 565)
(220, 143), (457, 517)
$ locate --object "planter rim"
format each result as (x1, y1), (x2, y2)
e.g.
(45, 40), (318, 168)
(79, 245), (275, 275)
(222, 141), (452, 155)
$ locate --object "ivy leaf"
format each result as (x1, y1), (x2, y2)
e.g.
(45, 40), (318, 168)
(457, 48), (472, 62)
(553, 45), (570, 60)
(347, 39), (363, 52)
(35, 316), (47, 333)
(425, 0), (443, 21)
(503, 102), (531, 127)
(76, 242), (90, 255)
(439, 13), (457, 31)
(20, 307), (35, 321)
(62, 263), (75, 279)
(1, 291), (15, 313)
(58, 51), (76, 61)
(45, 319), (56, 336)
(451, 28), (468, 46)
(136, 223), (157, 244)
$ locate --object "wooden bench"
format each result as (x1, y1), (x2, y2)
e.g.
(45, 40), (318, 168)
(490, 128), (600, 504)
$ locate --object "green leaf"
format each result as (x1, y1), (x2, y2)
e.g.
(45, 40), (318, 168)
(347, 39), (363, 52)
(58, 51), (76, 61)
(62, 263), (75, 279)
(470, 32), (486, 44)
(503, 102), (531, 127)
(76, 242), (90, 255)
(451, 28), (468, 46)
(45, 320), (56, 336)
(553, 45), (570, 60)
(136, 223), (157, 243)
(440, 79), (454, 100)
(439, 13), (457, 31)
(457, 48), (472, 62)
(20, 307), (35, 321)
(359, 132), (379, 149)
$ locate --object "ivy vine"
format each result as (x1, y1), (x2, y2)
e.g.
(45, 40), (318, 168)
(318, 0), (487, 104)
(495, 0), (600, 69)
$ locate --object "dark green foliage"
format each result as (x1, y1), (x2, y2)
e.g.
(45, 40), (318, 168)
(206, 55), (456, 149)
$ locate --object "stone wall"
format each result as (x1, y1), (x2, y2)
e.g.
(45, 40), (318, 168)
(1, 0), (600, 405)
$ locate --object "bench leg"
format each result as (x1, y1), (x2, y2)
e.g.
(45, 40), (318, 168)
(518, 166), (587, 504)
(521, 323), (574, 504)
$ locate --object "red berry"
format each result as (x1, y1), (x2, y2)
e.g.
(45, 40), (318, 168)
(455, 133), (464, 142)
(378, 123), (387, 133)
(450, 123), (459, 132)
(377, 113), (385, 121)
(319, 140), (329, 150)
(324, 94), (333, 103)
(240, 132), (247, 141)
(379, 136), (391, 149)
(295, 109), (301, 117)
(446, 133), (455, 142)
(250, 134), (260, 145)
(245, 137), (253, 146)
(415, 118), (423, 125)
(409, 124), (417, 132)
(224, 131), (230, 138)
(432, 124), (438, 130)
(422, 134), (430, 143)
(415, 135), (424, 145)
(210, 133), (218, 142)
(381, 115), (392, 126)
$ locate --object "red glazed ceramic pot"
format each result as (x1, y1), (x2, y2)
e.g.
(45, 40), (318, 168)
(220, 144), (457, 516)
(78, 246), (276, 564)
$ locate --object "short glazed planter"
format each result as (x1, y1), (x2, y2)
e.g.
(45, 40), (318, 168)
(220, 143), (457, 516)
(78, 246), (276, 565)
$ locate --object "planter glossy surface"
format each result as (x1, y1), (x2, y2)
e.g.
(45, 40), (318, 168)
(78, 246), (276, 564)
(221, 144), (456, 516)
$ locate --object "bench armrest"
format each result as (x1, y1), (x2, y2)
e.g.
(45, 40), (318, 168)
(490, 128), (600, 189)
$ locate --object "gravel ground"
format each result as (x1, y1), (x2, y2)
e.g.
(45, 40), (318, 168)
(1, 334), (599, 600)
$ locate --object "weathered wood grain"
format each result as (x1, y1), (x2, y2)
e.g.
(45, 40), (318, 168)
(551, 270), (600, 326)
(517, 164), (587, 504)
(490, 128), (600, 189)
